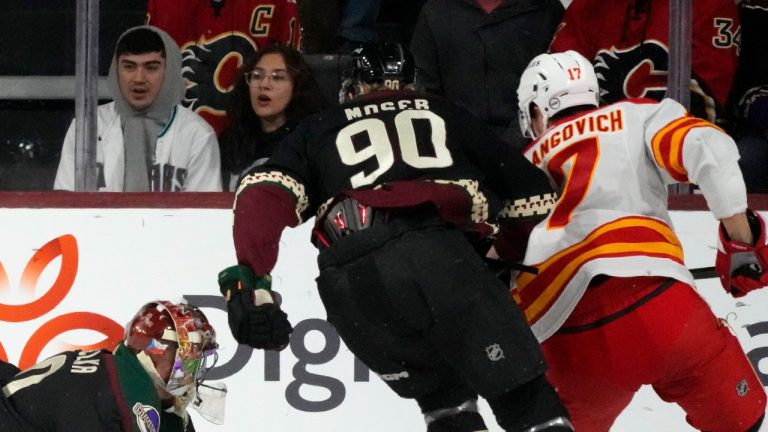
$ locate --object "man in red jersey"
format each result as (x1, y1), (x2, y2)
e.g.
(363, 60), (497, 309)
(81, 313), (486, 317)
(550, 0), (739, 124)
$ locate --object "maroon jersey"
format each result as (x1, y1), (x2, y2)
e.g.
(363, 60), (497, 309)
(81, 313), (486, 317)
(550, 0), (740, 122)
(147, 0), (301, 135)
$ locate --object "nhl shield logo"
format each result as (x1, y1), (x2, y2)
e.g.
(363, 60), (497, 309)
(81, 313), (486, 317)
(485, 344), (505, 361)
(736, 379), (749, 397)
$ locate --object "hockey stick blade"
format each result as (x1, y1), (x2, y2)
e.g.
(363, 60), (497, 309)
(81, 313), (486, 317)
(483, 258), (539, 275)
(690, 266), (717, 280)
(508, 262), (539, 275)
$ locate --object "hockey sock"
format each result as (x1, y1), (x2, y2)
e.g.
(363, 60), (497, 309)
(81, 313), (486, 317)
(486, 375), (572, 431)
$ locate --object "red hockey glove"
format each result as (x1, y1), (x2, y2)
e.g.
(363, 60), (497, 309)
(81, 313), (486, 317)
(715, 210), (768, 297)
(218, 265), (292, 350)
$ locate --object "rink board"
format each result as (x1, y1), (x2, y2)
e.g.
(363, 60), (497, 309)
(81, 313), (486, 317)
(0, 204), (766, 432)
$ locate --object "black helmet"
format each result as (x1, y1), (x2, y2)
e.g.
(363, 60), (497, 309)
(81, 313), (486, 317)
(340, 42), (415, 102)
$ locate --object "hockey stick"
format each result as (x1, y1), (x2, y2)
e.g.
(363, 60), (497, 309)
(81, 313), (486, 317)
(502, 265), (718, 279)
(493, 261), (717, 280)
(690, 266), (717, 280)
(508, 262), (539, 275)
(515, 265), (718, 279)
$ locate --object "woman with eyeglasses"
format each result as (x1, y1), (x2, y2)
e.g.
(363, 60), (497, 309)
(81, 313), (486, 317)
(220, 44), (329, 191)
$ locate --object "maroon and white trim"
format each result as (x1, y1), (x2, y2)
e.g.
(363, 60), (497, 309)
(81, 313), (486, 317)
(235, 171), (309, 222)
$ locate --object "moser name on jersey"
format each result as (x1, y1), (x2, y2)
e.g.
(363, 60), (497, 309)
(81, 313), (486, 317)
(345, 98), (431, 121)
(529, 108), (625, 165)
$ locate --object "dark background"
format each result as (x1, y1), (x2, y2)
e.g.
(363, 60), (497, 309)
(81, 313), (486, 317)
(0, 0), (147, 190)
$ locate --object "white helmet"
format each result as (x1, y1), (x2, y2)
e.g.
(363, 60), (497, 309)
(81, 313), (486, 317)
(517, 50), (599, 138)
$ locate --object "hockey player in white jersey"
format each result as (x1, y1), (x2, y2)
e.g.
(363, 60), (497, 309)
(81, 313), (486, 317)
(506, 50), (767, 431)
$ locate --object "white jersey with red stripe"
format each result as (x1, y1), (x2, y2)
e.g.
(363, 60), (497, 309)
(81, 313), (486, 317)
(517, 97), (748, 342)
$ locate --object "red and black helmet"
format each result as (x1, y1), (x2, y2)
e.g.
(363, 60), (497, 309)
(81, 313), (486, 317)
(125, 300), (218, 395)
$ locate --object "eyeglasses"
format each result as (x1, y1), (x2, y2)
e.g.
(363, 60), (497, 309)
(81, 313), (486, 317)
(245, 69), (291, 86)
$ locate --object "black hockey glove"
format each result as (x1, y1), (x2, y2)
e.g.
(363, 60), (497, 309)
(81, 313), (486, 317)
(218, 265), (293, 351)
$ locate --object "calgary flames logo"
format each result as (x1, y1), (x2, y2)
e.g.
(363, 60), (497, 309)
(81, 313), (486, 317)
(594, 41), (717, 121)
(181, 32), (257, 116)
(0, 235), (124, 369)
(594, 42), (669, 102)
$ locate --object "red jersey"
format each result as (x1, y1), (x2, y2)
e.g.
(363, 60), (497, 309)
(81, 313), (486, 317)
(550, 0), (740, 122)
(147, 0), (301, 135)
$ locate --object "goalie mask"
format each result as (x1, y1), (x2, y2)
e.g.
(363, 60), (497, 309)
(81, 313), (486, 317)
(517, 50), (599, 139)
(339, 41), (416, 103)
(125, 301), (218, 408)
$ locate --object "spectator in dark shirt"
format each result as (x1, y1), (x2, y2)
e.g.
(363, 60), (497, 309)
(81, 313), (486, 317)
(728, 0), (768, 193)
(410, 0), (564, 149)
(337, 0), (383, 53)
(219, 44), (329, 191)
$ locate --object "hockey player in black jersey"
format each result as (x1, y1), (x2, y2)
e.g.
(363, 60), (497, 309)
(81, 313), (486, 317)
(0, 300), (219, 432)
(218, 42), (573, 431)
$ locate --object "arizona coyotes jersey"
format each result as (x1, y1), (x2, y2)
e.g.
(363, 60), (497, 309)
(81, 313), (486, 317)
(0, 346), (182, 432)
(517, 98), (747, 342)
(233, 91), (556, 275)
(147, 0), (301, 135)
(550, 0), (740, 123)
